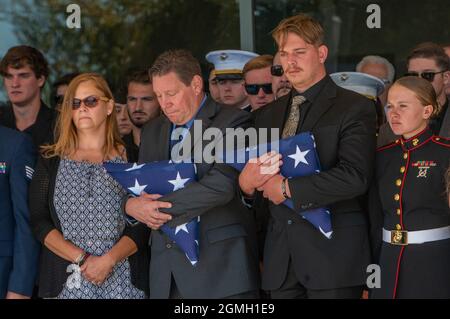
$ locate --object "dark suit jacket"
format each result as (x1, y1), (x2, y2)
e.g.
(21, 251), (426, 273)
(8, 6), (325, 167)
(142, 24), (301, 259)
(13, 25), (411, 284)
(0, 102), (56, 149)
(138, 96), (259, 298)
(0, 126), (40, 297)
(252, 76), (376, 291)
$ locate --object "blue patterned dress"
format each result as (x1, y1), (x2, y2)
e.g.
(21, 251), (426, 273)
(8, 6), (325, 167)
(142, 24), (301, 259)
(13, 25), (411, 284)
(54, 158), (146, 299)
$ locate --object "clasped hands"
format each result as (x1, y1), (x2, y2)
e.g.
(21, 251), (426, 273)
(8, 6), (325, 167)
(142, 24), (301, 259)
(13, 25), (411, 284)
(239, 151), (291, 205)
(125, 193), (173, 230)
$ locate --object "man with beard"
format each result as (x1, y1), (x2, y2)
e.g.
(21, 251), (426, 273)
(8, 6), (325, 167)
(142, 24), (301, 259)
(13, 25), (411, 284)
(271, 51), (292, 99)
(123, 70), (161, 162)
(239, 14), (376, 299)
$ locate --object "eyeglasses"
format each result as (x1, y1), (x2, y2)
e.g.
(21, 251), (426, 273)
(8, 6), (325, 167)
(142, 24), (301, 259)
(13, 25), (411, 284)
(244, 83), (273, 95)
(271, 65), (284, 77)
(72, 95), (110, 110)
(404, 70), (446, 82)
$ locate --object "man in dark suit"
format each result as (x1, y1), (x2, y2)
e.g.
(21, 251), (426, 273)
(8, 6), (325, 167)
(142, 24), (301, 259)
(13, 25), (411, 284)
(123, 50), (259, 299)
(0, 125), (40, 299)
(239, 14), (377, 299)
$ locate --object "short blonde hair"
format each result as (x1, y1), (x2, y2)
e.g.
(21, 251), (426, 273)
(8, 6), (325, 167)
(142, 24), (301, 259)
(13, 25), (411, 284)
(243, 55), (273, 76)
(271, 13), (324, 48)
(42, 73), (124, 159)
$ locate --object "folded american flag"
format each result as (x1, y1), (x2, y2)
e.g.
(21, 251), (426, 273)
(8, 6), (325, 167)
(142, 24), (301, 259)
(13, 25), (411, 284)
(103, 161), (200, 265)
(221, 132), (333, 239)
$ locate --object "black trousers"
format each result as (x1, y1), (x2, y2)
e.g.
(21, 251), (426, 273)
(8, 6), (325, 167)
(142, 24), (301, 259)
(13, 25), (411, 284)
(169, 275), (259, 299)
(269, 259), (364, 299)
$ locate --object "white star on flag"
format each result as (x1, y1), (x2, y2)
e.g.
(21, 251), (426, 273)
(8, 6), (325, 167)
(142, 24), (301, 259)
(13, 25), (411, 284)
(319, 226), (333, 239)
(168, 172), (190, 191)
(125, 163), (145, 171)
(128, 179), (147, 195)
(288, 146), (310, 168)
(175, 223), (189, 235)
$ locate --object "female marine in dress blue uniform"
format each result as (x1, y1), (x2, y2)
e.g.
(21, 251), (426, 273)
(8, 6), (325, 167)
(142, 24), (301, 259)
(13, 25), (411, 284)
(370, 77), (450, 299)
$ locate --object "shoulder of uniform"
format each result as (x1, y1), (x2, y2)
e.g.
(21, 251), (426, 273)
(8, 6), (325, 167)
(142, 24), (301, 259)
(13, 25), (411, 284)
(431, 135), (450, 147)
(376, 139), (400, 152)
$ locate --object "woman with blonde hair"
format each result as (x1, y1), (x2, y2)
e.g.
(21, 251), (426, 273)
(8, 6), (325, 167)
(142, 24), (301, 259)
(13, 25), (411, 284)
(369, 76), (450, 299)
(29, 73), (148, 299)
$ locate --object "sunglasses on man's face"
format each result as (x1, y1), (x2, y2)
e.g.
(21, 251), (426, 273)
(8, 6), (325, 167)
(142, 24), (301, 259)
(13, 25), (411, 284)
(271, 65), (284, 77)
(404, 70), (446, 82)
(244, 83), (273, 95)
(72, 95), (110, 110)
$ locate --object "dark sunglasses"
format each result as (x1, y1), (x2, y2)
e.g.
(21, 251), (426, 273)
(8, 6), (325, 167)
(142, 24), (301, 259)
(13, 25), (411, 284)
(271, 65), (284, 77)
(404, 70), (446, 82)
(72, 95), (110, 110)
(244, 83), (273, 95)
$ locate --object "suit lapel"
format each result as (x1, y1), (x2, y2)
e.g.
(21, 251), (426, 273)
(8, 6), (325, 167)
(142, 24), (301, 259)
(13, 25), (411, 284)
(188, 97), (216, 154)
(300, 78), (336, 132)
(270, 92), (291, 131)
(158, 116), (171, 160)
(170, 96), (217, 162)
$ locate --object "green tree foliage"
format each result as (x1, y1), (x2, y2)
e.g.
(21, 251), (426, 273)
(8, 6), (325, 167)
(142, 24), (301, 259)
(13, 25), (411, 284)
(3, 0), (240, 94)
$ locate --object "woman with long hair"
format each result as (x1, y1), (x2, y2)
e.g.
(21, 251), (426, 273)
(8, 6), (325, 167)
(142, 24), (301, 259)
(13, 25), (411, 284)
(29, 73), (148, 299)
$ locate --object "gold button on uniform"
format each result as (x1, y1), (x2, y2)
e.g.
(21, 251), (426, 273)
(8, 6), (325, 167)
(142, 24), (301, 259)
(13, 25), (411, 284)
(396, 209), (401, 215)
(395, 179), (402, 187)
(403, 153), (408, 159)
(394, 194), (400, 201)
(396, 224), (402, 230)
(400, 166), (406, 173)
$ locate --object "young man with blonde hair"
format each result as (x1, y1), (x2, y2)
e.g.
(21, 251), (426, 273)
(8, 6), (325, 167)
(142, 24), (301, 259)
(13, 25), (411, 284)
(239, 14), (376, 299)
(243, 54), (275, 111)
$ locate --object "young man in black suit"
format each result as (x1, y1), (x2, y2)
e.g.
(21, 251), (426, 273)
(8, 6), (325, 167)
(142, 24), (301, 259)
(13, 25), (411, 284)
(239, 14), (377, 299)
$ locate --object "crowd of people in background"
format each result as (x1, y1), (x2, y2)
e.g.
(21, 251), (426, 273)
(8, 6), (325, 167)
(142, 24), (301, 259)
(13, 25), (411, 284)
(0, 13), (449, 299)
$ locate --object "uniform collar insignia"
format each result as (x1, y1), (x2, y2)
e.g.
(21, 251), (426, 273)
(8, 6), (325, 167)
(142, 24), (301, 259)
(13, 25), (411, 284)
(400, 127), (433, 151)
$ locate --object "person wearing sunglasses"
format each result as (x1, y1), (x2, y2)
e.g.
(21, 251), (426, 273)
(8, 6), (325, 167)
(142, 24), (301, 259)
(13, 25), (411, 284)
(369, 76), (450, 299)
(271, 52), (292, 99)
(29, 73), (149, 299)
(206, 50), (258, 112)
(377, 42), (450, 147)
(405, 42), (449, 137)
(243, 55), (275, 111)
